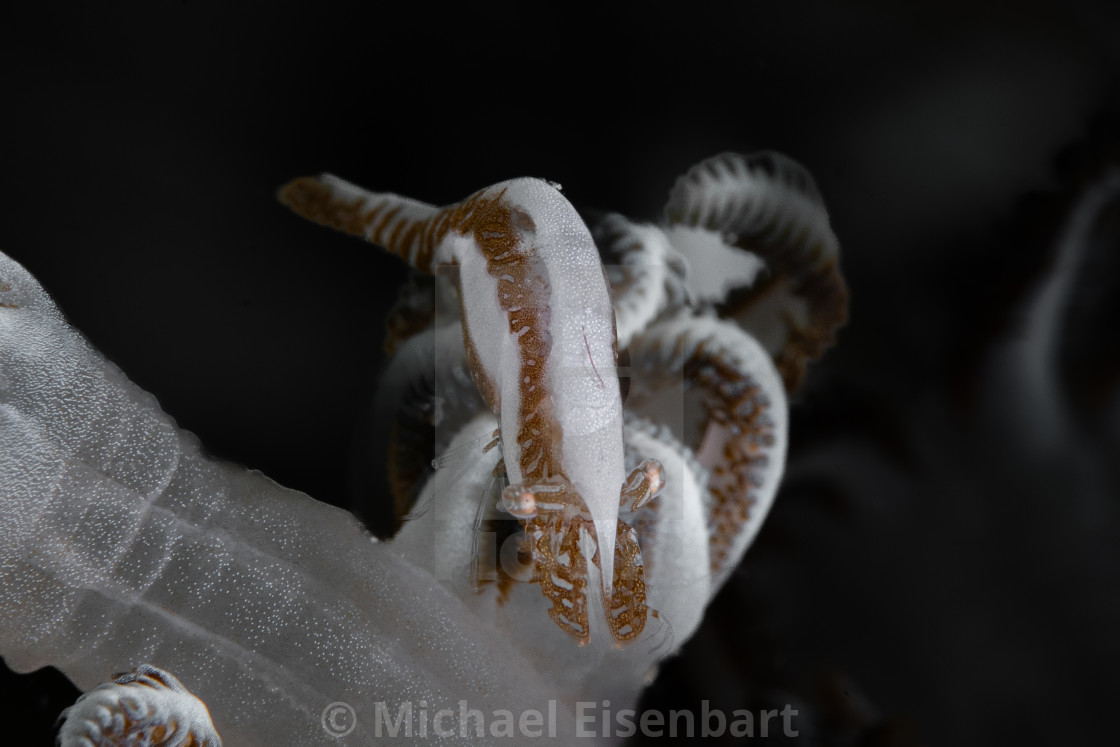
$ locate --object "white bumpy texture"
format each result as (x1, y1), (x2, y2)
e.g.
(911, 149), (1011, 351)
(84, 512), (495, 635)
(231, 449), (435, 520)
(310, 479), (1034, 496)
(0, 252), (575, 745)
(57, 664), (222, 746)
(392, 412), (710, 706)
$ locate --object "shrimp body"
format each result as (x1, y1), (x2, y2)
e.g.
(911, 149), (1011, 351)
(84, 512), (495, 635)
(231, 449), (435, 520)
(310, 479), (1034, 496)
(281, 175), (657, 642)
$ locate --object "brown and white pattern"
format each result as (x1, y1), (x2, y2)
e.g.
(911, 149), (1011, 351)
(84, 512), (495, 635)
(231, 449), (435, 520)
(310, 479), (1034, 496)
(57, 664), (222, 747)
(0, 152), (845, 743)
(282, 174), (656, 645)
(279, 151), (844, 645)
(664, 152), (849, 390)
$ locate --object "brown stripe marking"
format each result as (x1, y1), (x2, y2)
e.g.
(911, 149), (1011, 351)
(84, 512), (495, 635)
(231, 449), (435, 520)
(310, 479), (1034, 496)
(665, 153), (849, 391)
(429, 189), (564, 484)
(278, 177), (437, 272)
(279, 177), (380, 239)
(728, 237), (849, 390)
(438, 192), (647, 643)
(521, 504), (647, 645)
(281, 178), (566, 495)
(283, 176), (646, 641)
(604, 521), (648, 641)
(687, 355), (776, 573)
(0, 281), (16, 308)
(280, 179), (561, 473)
(439, 194), (650, 642)
(528, 511), (592, 642)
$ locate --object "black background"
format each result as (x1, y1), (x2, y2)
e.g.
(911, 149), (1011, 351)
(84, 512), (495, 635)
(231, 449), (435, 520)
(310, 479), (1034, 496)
(3, 1), (1119, 744)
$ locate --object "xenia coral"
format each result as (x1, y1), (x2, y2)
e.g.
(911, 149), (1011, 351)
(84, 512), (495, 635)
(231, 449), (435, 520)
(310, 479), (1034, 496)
(0, 152), (845, 744)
